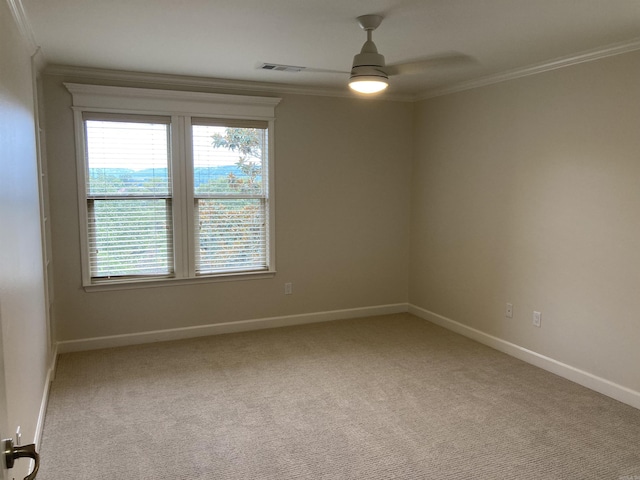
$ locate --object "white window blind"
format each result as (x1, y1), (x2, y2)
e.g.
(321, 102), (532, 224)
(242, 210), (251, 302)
(84, 115), (173, 279)
(191, 120), (269, 274)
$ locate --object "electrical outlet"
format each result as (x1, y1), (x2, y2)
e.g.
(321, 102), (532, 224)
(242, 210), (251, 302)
(506, 303), (513, 318)
(284, 282), (292, 295)
(533, 311), (541, 327)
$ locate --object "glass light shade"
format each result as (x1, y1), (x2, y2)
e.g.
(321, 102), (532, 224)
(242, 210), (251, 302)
(348, 77), (389, 94)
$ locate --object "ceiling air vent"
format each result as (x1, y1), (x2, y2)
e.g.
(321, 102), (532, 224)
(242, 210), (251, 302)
(260, 63), (306, 73)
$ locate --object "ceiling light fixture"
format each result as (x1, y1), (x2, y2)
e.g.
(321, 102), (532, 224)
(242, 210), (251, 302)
(348, 15), (389, 95)
(348, 68), (389, 94)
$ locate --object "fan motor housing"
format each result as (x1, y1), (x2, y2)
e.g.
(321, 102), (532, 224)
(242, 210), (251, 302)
(351, 51), (388, 79)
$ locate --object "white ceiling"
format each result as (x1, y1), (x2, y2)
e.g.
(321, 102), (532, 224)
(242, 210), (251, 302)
(21, 0), (640, 98)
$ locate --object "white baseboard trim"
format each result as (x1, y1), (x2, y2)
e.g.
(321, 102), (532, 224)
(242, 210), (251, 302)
(409, 304), (640, 410)
(35, 343), (58, 448)
(56, 303), (408, 354)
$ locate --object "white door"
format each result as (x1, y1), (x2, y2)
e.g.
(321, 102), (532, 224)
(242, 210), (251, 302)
(0, 308), (11, 480)
(0, 308), (38, 480)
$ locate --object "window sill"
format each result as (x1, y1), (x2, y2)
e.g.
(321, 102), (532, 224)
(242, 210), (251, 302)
(83, 270), (276, 292)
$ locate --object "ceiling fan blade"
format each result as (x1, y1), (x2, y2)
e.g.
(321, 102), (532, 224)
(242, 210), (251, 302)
(259, 63), (348, 75)
(384, 53), (477, 76)
(303, 67), (351, 74)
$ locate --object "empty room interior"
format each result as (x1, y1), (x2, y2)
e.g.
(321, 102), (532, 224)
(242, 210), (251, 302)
(1, 0), (640, 478)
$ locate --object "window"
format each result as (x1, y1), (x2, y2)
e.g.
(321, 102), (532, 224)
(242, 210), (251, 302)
(84, 115), (173, 279)
(191, 120), (269, 275)
(67, 84), (281, 288)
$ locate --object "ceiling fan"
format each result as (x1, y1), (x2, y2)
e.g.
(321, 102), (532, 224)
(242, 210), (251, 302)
(261, 14), (475, 95)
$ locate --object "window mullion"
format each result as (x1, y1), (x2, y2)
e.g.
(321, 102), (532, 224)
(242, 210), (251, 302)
(193, 194), (266, 200)
(183, 117), (197, 278)
(171, 115), (189, 279)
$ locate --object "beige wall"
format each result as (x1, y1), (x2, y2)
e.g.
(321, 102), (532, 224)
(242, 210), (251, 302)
(411, 50), (640, 393)
(43, 49), (640, 398)
(43, 74), (413, 341)
(0, 0), (51, 469)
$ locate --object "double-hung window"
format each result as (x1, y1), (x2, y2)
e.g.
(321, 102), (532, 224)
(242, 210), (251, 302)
(191, 119), (269, 275)
(84, 114), (174, 279)
(67, 83), (280, 288)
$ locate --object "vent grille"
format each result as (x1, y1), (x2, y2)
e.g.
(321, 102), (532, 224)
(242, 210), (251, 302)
(260, 63), (305, 73)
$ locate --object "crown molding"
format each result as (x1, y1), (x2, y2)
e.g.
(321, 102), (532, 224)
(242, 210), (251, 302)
(44, 65), (416, 102)
(5, 0), (38, 55)
(417, 36), (640, 101)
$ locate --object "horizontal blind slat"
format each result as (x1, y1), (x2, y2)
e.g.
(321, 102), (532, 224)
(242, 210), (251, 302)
(83, 112), (172, 124)
(191, 118), (268, 129)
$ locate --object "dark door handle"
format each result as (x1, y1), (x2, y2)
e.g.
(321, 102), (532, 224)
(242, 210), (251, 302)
(3, 438), (39, 480)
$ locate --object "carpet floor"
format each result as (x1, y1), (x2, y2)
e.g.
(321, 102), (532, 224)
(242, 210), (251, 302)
(39, 313), (640, 479)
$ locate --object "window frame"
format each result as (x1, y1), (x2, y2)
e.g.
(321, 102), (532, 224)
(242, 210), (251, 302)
(66, 83), (281, 290)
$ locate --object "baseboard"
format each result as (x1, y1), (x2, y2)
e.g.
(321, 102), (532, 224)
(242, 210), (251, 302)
(56, 303), (408, 354)
(409, 304), (640, 410)
(35, 342), (58, 448)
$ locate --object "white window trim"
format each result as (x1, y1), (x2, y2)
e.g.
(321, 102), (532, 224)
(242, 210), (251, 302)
(65, 83), (281, 291)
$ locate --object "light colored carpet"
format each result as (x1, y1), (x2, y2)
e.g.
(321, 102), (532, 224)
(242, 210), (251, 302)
(39, 313), (640, 479)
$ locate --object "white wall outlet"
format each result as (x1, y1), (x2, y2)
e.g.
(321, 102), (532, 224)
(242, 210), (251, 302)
(506, 303), (513, 318)
(284, 282), (292, 295)
(533, 311), (541, 327)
